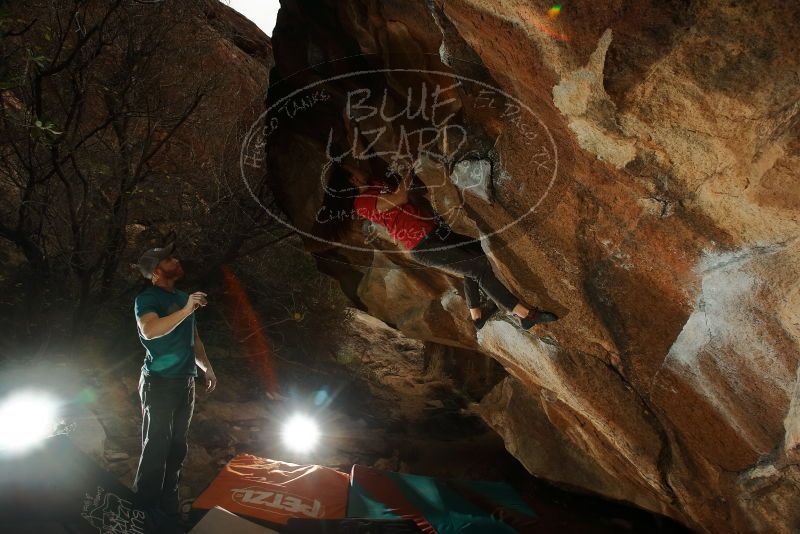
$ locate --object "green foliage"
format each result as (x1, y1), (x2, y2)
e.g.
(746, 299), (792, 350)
(232, 236), (354, 356)
(26, 48), (47, 68)
(336, 352), (356, 365)
(0, 0), (283, 346)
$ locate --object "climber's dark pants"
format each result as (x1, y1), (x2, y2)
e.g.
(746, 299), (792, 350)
(410, 229), (519, 311)
(133, 374), (195, 516)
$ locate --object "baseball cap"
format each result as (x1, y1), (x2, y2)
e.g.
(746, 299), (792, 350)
(136, 242), (175, 279)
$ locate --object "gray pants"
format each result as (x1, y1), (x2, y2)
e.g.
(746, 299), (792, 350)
(410, 230), (519, 311)
(133, 374), (195, 515)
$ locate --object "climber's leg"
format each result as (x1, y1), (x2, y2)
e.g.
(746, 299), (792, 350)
(411, 230), (558, 329)
(464, 277), (498, 328)
(411, 232), (518, 311)
(463, 277), (482, 311)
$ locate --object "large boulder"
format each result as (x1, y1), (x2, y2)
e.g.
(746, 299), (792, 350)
(261, 1), (800, 531)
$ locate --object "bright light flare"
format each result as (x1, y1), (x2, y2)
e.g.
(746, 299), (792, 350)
(0, 391), (60, 454)
(281, 414), (320, 453)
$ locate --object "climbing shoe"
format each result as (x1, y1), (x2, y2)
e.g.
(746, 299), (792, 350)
(518, 308), (558, 330)
(473, 300), (499, 330)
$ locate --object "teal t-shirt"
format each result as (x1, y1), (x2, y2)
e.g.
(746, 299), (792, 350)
(134, 286), (198, 377)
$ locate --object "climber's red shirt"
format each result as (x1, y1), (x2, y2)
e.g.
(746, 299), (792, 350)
(353, 186), (435, 250)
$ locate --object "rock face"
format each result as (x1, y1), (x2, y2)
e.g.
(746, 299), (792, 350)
(262, 1), (800, 532)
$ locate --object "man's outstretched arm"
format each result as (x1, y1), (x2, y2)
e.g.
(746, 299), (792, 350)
(193, 328), (217, 392)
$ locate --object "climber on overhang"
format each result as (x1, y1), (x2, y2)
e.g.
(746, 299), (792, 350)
(326, 160), (558, 332)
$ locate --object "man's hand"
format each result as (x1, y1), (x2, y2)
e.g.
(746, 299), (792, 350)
(183, 292), (207, 313)
(203, 367), (217, 393)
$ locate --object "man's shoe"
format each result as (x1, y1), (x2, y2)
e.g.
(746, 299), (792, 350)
(473, 301), (499, 330)
(143, 505), (184, 534)
(518, 308), (558, 330)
